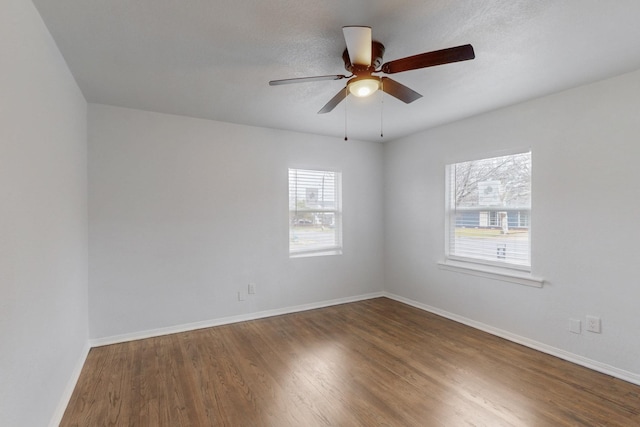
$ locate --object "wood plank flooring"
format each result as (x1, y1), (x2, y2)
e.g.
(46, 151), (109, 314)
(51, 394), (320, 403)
(61, 298), (640, 426)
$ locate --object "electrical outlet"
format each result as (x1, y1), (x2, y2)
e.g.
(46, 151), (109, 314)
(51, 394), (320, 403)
(237, 291), (246, 301)
(248, 282), (256, 295)
(569, 318), (581, 334)
(586, 315), (601, 333)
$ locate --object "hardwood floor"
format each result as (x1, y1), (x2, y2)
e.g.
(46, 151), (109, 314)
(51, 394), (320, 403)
(61, 298), (640, 426)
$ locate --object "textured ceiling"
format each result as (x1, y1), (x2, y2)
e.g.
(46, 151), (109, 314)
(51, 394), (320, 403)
(32, 0), (640, 142)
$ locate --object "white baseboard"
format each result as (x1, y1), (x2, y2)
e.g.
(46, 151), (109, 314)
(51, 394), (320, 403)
(49, 340), (91, 427)
(90, 292), (385, 347)
(383, 292), (640, 387)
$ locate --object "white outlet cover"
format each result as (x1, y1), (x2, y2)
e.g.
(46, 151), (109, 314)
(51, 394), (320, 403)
(570, 318), (581, 334)
(586, 315), (601, 333)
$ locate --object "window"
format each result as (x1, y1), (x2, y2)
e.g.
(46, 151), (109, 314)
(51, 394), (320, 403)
(446, 151), (531, 270)
(289, 168), (342, 257)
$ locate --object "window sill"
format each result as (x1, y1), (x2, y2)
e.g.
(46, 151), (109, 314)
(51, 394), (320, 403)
(290, 248), (342, 259)
(437, 259), (544, 288)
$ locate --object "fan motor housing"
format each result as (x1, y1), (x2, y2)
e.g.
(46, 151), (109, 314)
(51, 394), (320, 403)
(343, 41), (385, 73)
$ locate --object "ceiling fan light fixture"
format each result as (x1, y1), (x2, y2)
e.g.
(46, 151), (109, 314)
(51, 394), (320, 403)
(270, 24), (475, 115)
(348, 77), (380, 97)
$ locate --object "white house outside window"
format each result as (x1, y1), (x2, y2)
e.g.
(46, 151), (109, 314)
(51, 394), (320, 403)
(446, 151), (532, 270)
(289, 168), (342, 257)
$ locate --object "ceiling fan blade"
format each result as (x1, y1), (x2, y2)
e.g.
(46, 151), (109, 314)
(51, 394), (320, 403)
(318, 87), (348, 114)
(381, 44), (475, 74)
(343, 26), (372, 67)
(381, 77), (423, 104)
(269, 75), (348, 86)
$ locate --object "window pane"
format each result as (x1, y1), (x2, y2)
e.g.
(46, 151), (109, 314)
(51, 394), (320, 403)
(448, 152), (531, 268)
(289, 212), (338, 252)
(289, 168), (342, 256)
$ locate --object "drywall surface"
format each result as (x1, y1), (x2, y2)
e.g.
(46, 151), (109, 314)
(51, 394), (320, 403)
(384, 68), (640, 377)
(0, 1), (88, 425)
(88, 104), (384, 339)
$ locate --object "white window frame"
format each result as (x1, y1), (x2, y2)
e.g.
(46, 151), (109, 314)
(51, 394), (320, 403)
(288, 168), (342, 258)
(439, 150), (544, 287)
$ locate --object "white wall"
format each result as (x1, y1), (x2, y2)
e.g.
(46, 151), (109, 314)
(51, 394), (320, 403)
(88, 104), (384, 339)
(4, 3), (639, 422)
(384, 69), (640, 379)
(0, 1), (88, 426)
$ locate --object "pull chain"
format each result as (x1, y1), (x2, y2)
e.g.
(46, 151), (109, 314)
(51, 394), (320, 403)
(344, 86), (348, 141)
(380, 79), (384, 138)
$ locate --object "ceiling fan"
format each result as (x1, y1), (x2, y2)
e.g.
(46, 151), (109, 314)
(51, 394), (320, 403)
(269, 26), (475, 114)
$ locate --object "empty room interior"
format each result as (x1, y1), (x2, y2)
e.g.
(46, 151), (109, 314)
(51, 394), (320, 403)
(3, 0), (640, 425)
